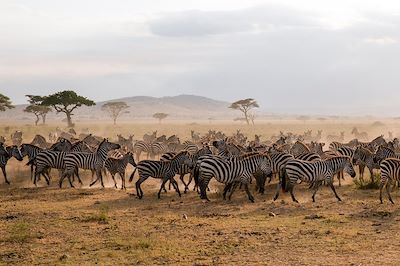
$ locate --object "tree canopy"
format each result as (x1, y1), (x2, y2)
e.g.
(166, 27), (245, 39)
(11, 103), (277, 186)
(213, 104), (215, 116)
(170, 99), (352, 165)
(153, 113), (168, 124)
(24, 95), (52, 125)
(38, 90), (95, 127)
(101, 101), (129, 125)
(0, 93), (14, 111)
(229, 98), (259, 125)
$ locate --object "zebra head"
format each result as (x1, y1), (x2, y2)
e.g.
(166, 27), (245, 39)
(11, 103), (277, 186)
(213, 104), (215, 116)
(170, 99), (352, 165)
(259, 156), (273, 178)
(352, 147), (361, 165)
(7, 145), (23, 161)
(98, 139), (121, 153)
(375, 146), (387, 164)
(344, 157), (356, 178)
(126, 152), (137, 167)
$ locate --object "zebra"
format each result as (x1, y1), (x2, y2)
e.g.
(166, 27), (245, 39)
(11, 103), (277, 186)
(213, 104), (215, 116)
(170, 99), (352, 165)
(0, 145), (23, 184)
(197, 154), (272, 202)
(379, 158), (400, 204)
(182, 141), (199, 154)
(60, 139), (120, 188)
(104, 152), (136, 190)
(375, 146), (400, 163)
(133, 140), (150, 161)
(20, 144), (44, 181)
(295, 152), (321, 162)
(254, 151), (294, 194)
(34, 151), (69, 186)
(290, 141), (310, 157)
(352, 146), (379, 183)
(130, 151), (193, 199)
(274, 156), (356, 203)
(335, 146), (355, 186)
(160, 146), (212, 192)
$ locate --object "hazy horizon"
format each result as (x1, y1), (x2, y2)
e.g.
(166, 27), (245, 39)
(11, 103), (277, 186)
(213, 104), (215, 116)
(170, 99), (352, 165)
(2, 0), (400, 116)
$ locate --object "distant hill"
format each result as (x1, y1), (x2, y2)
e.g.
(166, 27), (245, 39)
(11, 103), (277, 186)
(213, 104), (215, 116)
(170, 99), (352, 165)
(0, 94), (237, 122)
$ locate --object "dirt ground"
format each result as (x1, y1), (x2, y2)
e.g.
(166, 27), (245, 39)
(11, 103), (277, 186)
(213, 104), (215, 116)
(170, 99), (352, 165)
(1, 121), (400, 265)
(0, 170), (399, 266)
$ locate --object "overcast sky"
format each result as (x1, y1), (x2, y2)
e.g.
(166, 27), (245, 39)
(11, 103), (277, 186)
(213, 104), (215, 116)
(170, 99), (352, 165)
(1, 0), (400, 115)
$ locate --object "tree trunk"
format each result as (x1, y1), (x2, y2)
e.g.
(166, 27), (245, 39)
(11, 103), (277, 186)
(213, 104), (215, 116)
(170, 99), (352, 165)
(34, 115), (39, 126)
(243, 110), (250, 125)
(113, 117), (117, 125)
(66, 112), (73, 127)
(41, 114), (47, 125)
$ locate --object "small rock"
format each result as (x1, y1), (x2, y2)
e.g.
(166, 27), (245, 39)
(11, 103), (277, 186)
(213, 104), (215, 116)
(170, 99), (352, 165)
(94, 201), (101, 205)
(59, 254), (69, 261)
(268, 212), (277, 217)
(183, 214), (188, 220)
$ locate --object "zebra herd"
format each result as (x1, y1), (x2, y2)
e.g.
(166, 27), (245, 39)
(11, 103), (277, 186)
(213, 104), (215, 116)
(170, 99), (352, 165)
(2, 129), (400, 204)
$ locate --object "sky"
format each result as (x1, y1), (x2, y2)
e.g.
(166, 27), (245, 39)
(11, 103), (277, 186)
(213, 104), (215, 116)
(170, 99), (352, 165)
(1, 0), (400, 116)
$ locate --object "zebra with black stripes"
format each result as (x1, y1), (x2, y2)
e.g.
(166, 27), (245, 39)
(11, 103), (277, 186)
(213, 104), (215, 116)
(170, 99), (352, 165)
(375, 146), (400, 163)
(133, 140), (150, 161)
(131, 151), (193, 199)
(197, 154), (272, 202)
(60, 139), (120, 188)
(254, 151), (294, 194)
(160, 145), (212, 192)
(352, 146), (379, 183)
(34, 151), (69, 186)
(0, 145), (23, 184)
(105, 152), (136, 190)
(379, 158), (400, 204)
(20, 144), (44, 181)
(274, 156), (356, 203)
(290, 141), (310, 157)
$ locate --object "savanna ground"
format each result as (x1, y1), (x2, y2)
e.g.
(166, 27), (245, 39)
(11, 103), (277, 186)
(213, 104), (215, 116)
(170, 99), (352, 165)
(1, 120), (400, 265)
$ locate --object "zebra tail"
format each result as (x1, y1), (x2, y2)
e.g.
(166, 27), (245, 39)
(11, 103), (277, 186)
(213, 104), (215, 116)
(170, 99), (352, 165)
(129, 167), (137, 182)
(193, 163), (201, 187)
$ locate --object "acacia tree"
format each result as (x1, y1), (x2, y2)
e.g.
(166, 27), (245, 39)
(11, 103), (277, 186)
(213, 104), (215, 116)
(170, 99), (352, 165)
(229, 98), (259, 125)
(38, 90), (95, 127)
(101, 101), (129, 125)
(25, 95), (52, 125)
(0, 93), (14, 111)
(153, 113), (168, 124)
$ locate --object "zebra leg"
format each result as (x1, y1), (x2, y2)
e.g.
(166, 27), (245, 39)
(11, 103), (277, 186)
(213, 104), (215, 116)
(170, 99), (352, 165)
(199, 178), (210, 201)
(74, 168), (83, 185)
(288, 184), (299, 203)
(311, 183), (321, 202)
(97, 169), (105, 188)
(1, 166), (9, 185)
(111, 173), (117, 189)
(120, 172), (126, 190)
(67, 173), (75, 188)
(228, 182), (240, 201)
(244, 183), (255, 203)
(329, 182), (341, 201)
(171, 177), (181, 198)
(386, 180), (394, 204)
(380, 180), (386, 204)
(135, 175), (148, 199)
(273, 182), (281, 201)
(179, 174), (189, 193)
(369, 168), (374, 183)
(223, 183), (233, 200)
(158, 177), (170, 199)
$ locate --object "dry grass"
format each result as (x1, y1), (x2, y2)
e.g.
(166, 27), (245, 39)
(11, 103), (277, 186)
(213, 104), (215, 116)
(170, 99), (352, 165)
(0, 121), (399, 265)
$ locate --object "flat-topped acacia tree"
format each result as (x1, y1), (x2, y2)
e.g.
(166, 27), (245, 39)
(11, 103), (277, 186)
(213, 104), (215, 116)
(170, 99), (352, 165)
(229, 98), (259, 125)
(0, 93), (14, 112)
(101, 101), (129, 125)
(153, 113), (168, 124)
(39, 90), (95, 127)
(25, 95), (52, 125)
